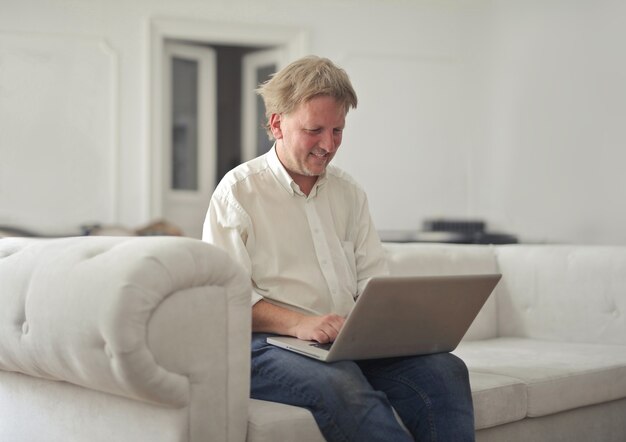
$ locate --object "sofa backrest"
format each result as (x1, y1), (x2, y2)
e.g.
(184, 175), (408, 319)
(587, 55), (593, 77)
(383, 243), (499, 341)
(495, 245), (626, 345)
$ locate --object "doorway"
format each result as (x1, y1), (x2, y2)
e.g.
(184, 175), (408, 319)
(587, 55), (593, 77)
(161, 41), (216, 239)
(150, 19), (307, 238)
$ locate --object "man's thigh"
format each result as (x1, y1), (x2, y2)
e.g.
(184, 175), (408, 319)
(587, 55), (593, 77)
(251, 333), (370, 405)
(357, 352), (471, 406)
(357, 353), (474, 439)
(252, 334), (414, 441)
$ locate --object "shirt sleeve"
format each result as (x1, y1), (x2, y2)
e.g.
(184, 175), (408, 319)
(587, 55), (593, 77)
(353, 192), (389, 296)
(202, 190), (264, 306)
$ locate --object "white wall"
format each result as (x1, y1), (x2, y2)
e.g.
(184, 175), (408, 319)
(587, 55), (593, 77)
(474, 0), (626, 244)
(1, 0), (625, 245)
(0, 0), (479, 235)
(0, 32), (117, 234)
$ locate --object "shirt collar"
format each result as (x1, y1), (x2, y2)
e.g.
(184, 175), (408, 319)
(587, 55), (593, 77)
(267, 144), (328, 197)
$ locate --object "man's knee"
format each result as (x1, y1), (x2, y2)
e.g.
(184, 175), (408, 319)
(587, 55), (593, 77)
(418, 352), (466, 375)
(439, 353), (471, 382)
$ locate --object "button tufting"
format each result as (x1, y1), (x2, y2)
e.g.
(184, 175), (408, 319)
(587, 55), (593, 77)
(84, 249), (107, 260)
(22, 321), (29, 334)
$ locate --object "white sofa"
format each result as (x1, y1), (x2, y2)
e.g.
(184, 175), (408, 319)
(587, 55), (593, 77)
(1, 236), (626, 441)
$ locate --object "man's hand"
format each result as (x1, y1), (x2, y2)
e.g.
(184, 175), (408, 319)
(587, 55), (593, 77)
(291, 314), (345, 343)
(252, 300), (345, 343)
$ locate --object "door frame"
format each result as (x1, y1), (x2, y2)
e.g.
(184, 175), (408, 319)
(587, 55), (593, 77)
(148, 18), (308, 219)
(241, 48), (286, 162)
(161, 42), (216, 238)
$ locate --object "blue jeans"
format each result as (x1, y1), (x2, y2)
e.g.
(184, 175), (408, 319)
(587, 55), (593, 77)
(251, 333), (475, 442)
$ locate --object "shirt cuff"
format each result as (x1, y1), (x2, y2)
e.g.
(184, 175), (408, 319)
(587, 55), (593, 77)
(251, 289), (264, 306)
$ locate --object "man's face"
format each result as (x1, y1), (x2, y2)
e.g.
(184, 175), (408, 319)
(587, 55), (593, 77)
(271, 95), (346, 183)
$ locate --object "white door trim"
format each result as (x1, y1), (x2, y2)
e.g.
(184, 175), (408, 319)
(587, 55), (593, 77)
(161, 42), (216, 238)
(241, 48), (286, 162)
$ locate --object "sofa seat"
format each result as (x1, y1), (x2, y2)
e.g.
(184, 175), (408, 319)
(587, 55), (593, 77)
(455, 337), (626, 421)
(465, 371), (527, 430)
(247, 399), (325, 442)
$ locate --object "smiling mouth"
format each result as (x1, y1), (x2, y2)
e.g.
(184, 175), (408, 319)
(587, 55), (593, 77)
(310, 151), (329, 158)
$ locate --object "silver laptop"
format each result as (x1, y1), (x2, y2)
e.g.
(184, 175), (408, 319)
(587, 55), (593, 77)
(266, 274), (501, 362)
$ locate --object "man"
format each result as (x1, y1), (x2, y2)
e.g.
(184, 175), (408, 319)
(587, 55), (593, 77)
(203, 55), (474, 441)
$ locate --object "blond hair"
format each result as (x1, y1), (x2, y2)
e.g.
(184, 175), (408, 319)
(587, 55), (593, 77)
(257, 55), (358, 138)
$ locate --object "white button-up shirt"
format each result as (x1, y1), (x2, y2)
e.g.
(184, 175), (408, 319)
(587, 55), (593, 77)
(203, 147), (388, 317)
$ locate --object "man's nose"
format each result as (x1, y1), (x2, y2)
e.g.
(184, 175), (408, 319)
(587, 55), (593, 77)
(320, 130), (338, 152)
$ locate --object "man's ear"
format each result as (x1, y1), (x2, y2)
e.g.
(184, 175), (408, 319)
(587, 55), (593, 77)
(269, 113), (283, 139)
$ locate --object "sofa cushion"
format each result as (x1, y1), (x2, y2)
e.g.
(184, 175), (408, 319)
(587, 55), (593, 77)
(495, 245), (626, 345)
(467, 372), (527, 430)
(455, 337), (626, 417)
(383, 243), (499, 340)
(248, 399), (325, 442)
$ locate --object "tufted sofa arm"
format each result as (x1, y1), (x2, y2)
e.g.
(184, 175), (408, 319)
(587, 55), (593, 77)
(0, 236), (251, 442)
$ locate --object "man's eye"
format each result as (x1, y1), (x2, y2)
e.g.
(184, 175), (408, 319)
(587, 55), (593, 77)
(306, 128), (321, 134)
(334, 128), (344, 134)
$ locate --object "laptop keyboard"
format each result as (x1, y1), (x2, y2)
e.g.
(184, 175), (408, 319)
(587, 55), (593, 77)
(310, 342), (333, 351)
